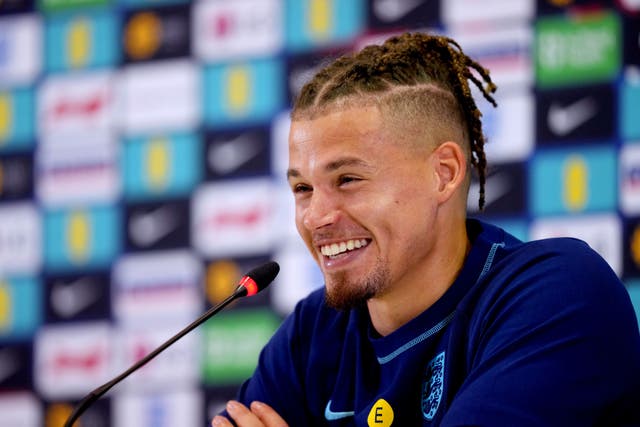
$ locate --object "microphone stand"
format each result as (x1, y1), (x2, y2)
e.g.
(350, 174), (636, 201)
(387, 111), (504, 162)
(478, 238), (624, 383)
(64, 286), (246, 427)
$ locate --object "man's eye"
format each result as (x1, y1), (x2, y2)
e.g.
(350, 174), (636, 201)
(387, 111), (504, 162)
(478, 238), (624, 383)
(293, 184), (312, 193)
(339, 176), (360, 185)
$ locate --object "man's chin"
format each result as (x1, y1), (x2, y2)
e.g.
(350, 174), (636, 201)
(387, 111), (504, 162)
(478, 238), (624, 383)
(324, 285), (373, 311)
(322, 263), (389, 310)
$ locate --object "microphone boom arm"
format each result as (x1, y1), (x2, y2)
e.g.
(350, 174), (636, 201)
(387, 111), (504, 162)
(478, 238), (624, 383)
(64, 285), (246, 427)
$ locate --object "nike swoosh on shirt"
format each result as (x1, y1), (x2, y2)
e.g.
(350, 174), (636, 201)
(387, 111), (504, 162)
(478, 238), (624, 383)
(373, 0), (424, 22)
(208, 134), (262, 175)
(51, 277), (101, 318)
(547, 96), (598, 137)
(324, 400), (355, 421)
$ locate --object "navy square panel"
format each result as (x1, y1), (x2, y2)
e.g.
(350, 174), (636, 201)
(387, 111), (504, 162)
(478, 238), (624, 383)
(623, 15), (640, 66)
(43, 397), (110, 427)
(205, 126), (271, 180)
(536, 84), (616, 145)
(467, 162), (528, 217)
(0, 153), (33, 201)
(0, 343), (33, 390)
(44, 272), (111, 323)
(367, 0), (440, 30)
(121, 3), (191, 63)
(286, 49), (347, 106)
(124, 198), (191, 252)
(0, 0), (33, 15)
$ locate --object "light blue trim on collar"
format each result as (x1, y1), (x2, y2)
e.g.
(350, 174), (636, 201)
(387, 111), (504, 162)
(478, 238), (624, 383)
(377, 311), (455, 365)
(376, 239), (505, 365)
(476, 242), (505, 284)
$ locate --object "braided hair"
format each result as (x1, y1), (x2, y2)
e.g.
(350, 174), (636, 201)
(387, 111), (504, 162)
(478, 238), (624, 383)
(292, 32), (497, 211)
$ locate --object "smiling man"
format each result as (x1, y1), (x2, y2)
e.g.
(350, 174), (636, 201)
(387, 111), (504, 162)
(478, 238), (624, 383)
(212, 32), (640, 427)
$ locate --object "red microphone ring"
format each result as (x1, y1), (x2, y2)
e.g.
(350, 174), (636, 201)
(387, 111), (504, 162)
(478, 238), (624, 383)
(239, 276), (259, 296)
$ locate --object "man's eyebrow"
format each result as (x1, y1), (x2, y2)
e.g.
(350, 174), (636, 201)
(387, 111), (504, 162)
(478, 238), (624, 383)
(325, 157), (371, 172)
(287, 157), (372, 180)
(286, 168), (300, 180)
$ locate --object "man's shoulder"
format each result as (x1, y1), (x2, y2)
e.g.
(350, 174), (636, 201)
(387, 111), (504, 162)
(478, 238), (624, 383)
(518, 235), (591, 254)
(468, 228), (626, 316)
(473, 219), (596, 257)
(507, 235), (612, 278)
(469, 232), (634, 337)
(472, 220), (615, 287)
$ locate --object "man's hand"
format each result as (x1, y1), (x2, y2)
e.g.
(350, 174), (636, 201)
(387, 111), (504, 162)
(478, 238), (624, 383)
(212, 400), (289, 427)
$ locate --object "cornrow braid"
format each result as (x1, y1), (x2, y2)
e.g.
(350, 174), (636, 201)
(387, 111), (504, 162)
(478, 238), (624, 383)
(292, 32), (497, 211)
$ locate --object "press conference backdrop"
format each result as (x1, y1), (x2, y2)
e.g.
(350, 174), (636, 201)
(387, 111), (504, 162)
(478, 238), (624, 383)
(0, 0), (638, 425)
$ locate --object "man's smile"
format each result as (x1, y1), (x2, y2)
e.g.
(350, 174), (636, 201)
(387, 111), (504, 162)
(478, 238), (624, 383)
(320, 239), (370, 258)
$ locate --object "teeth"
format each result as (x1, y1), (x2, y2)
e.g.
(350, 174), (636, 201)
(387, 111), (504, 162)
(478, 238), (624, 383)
(320, 239), (368, 257)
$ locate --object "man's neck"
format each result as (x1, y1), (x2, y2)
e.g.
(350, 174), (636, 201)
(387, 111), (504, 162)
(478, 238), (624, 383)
(366, 220), (470, 337)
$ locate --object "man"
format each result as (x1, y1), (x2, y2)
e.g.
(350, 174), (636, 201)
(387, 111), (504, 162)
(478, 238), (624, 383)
(212, 32), (640, 426)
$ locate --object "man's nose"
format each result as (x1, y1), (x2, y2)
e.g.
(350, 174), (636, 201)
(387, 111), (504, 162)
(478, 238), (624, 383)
(302, 189), (340, 231)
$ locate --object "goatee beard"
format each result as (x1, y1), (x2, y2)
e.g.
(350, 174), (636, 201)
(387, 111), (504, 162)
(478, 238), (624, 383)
(324, 262), (390, 310)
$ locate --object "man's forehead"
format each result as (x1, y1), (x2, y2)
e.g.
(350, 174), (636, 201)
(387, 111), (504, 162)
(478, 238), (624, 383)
(289, 105), (383, 136)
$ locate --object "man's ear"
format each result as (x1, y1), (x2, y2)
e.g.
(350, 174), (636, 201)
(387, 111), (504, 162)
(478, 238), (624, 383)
(431, 141), (467, 204)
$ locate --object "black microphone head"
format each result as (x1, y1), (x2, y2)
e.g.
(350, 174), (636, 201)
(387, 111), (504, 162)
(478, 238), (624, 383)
(237, 261), (280, 297)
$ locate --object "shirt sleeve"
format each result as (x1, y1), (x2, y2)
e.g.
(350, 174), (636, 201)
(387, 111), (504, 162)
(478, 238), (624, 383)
(441, 239), (640, 427)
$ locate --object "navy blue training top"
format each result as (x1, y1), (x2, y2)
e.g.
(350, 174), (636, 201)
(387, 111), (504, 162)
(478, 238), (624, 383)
(231, 219), (640, 426)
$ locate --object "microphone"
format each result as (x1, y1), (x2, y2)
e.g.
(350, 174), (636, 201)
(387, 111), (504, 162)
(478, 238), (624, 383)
(64, 261), (280, 427)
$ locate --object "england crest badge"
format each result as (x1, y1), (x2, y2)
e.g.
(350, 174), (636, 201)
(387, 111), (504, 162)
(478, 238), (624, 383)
(422, 351), (445, 421)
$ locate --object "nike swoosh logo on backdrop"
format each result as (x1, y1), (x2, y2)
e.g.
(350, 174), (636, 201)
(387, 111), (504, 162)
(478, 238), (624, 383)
(547, 96), (598, 137)
(324, 400), (355, 421)
(208, 134), (262, 175)
(373, 0), (424, 22)
(289, 65), (323, 98)
(51, 277), (101, 318)
(467, 172), (512, 212)
(129, 205), (180, 247)
(0, 349), (20, 383)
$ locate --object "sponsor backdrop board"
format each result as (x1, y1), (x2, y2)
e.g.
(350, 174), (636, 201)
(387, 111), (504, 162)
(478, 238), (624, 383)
(0, 0), (639, 424)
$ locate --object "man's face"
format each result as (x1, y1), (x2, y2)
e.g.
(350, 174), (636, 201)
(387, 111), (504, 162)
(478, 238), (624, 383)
(287, 106), (441, 309)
